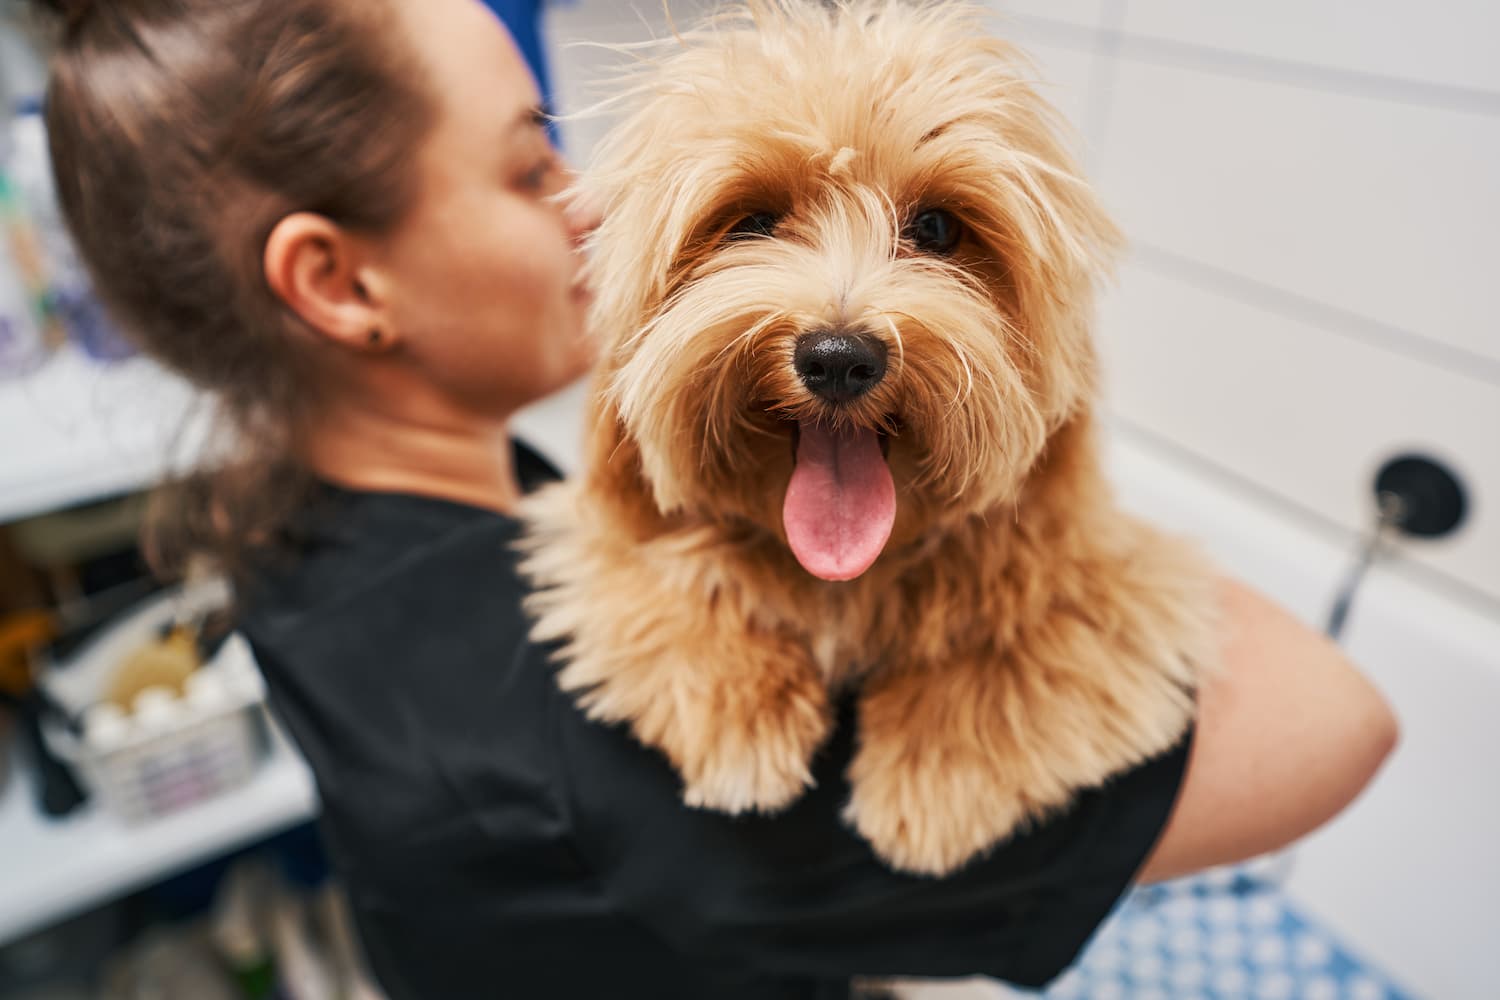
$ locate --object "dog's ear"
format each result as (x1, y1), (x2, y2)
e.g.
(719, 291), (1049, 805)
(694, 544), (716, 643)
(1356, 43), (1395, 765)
(577, 117), (701, 358)
(576, 22), (778, 358)
(950, 37), (1123, 429)
(582, 388), (666, 534)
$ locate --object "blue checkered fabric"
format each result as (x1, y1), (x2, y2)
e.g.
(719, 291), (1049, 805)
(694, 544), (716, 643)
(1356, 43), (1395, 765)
(1038, 871), (1419, 1000)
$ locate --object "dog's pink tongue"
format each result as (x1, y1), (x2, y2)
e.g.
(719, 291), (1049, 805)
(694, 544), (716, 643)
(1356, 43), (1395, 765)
(783, 421), (895, 581)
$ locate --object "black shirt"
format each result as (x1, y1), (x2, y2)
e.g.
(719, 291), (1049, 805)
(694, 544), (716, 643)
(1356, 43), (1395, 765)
(238, 441), (1193, 1000)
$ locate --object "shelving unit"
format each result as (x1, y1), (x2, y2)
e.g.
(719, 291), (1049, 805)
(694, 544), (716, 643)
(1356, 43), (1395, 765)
(0, 343), (282, 948)
(0, 721), (317, 945)
(0, 346), (588, 949)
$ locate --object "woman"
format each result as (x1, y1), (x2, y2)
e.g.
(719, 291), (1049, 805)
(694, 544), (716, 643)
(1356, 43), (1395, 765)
(33, 0), (1397, 997)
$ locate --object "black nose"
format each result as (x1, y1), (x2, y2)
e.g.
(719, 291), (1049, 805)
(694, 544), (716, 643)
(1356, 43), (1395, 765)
(793, 329), (888, 403)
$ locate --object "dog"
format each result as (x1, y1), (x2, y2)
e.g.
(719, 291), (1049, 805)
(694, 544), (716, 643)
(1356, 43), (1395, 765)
(521, 0), (1218, 876)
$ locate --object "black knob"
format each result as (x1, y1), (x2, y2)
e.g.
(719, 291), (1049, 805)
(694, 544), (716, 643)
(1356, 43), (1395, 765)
(1374, 454), (1467, 538)
(793, 330), (887, 403)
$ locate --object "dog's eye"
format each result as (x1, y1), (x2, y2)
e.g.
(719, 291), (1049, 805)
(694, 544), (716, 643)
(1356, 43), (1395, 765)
(727, 211), (782, 240)
(907, 208), (962, 254)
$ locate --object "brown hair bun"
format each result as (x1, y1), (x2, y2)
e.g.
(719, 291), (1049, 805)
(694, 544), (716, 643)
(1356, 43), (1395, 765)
(28, 0), (94, 29)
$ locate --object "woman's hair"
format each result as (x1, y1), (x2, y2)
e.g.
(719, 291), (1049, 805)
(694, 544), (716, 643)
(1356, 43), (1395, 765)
(29, 0), (435, 578)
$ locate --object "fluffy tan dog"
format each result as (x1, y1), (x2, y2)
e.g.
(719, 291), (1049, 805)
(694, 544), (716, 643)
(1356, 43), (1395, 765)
(522, 0), (1218, 876)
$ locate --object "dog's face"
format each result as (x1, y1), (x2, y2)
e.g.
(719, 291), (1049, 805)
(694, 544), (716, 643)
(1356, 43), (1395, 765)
(582, 0), (1120, 580)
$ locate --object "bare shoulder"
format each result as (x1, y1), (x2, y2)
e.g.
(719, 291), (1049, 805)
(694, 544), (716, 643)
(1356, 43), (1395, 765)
(1138, 577), (1399, 883)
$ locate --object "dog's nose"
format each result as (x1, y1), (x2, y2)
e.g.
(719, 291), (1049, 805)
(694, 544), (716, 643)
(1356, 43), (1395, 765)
(794, 329), (888, 403)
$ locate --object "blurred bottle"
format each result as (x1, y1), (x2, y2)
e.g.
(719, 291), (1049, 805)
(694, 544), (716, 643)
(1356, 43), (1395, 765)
(0, 8), (48, 103)
(8, 104), (135, 361)
(1, 11), (133, 365)
(0, 10), (53, 377)
(210, 859), (279, 1000)
(0, 168), (49, 379)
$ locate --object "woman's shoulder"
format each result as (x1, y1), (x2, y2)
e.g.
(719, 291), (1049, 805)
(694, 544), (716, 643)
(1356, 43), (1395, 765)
(233, 435), (568, 797)
(235, 459), (570, 855)
(238, 494), (511, 642)
(238, 437), (561, 637)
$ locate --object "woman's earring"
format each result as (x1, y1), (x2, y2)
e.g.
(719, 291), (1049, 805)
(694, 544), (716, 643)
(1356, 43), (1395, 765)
(367, 328), (383, 346)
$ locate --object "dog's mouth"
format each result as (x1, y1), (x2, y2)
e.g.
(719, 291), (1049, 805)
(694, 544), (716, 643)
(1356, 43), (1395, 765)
(785, 421), (894, 462)
(781, 418), (897, 582)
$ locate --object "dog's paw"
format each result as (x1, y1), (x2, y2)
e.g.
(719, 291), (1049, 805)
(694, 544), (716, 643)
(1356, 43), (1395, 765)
(843, 749), (1033, 877)
(671, 674), (832, 816)
(681, 747), (815, 816)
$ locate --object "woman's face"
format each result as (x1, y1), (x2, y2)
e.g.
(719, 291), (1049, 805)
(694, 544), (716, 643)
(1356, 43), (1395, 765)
(371, 0), (600, 415)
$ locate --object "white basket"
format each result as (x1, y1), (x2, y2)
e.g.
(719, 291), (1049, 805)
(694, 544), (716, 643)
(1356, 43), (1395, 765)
(39, 582), (270, 825)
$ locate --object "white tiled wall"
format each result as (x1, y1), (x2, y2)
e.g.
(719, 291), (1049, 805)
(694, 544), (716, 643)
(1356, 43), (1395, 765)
(994, 0), (1109, 31)
(1098, 264), (1495, 593)
(1119, 0), (1500, 95)
(542, 0), (1500, 611)
(1044, 3), (1500, 610)
(1098, 61), (1500, 369)
(985, 0), (1500, 611)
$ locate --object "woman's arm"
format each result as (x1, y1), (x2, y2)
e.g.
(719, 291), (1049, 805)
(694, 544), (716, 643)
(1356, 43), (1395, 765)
(1137, 577), (1399, 883)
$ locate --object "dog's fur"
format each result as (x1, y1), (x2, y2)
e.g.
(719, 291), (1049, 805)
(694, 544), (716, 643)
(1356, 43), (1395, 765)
(521, 0), (1219, 876)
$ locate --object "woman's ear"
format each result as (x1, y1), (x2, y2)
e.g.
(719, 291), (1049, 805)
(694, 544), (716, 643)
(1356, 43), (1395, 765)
(264, 212), (397, 352)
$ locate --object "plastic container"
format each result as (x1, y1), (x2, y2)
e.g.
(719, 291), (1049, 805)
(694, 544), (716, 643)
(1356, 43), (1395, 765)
(39, 582), (271, 825)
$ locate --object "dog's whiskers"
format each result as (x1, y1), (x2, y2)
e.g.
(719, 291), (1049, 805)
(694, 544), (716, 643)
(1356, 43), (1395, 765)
(708, 312), (780, 369)
(879, 313), (907, 376)
(702, 365), (736, 462)
(946, 339), (977, 408)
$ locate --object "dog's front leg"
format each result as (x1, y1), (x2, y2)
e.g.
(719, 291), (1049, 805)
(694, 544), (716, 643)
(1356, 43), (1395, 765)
(843, 555), (1209, 876)
(665, 624), (835, 815)
(549, 592), (833, 814)
(524, 487), (835, 814)
(842, 652), (1055, 877)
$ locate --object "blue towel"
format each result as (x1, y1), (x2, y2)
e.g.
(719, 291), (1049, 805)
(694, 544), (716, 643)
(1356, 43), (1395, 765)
(480, 0), (570, 147)
(479, 0), (553, 104)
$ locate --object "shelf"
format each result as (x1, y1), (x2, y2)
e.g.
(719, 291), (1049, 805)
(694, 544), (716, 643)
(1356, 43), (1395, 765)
(0, 720), (317, 945)
(0, 346), (207, 525)
(0, 351), (581, 526)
